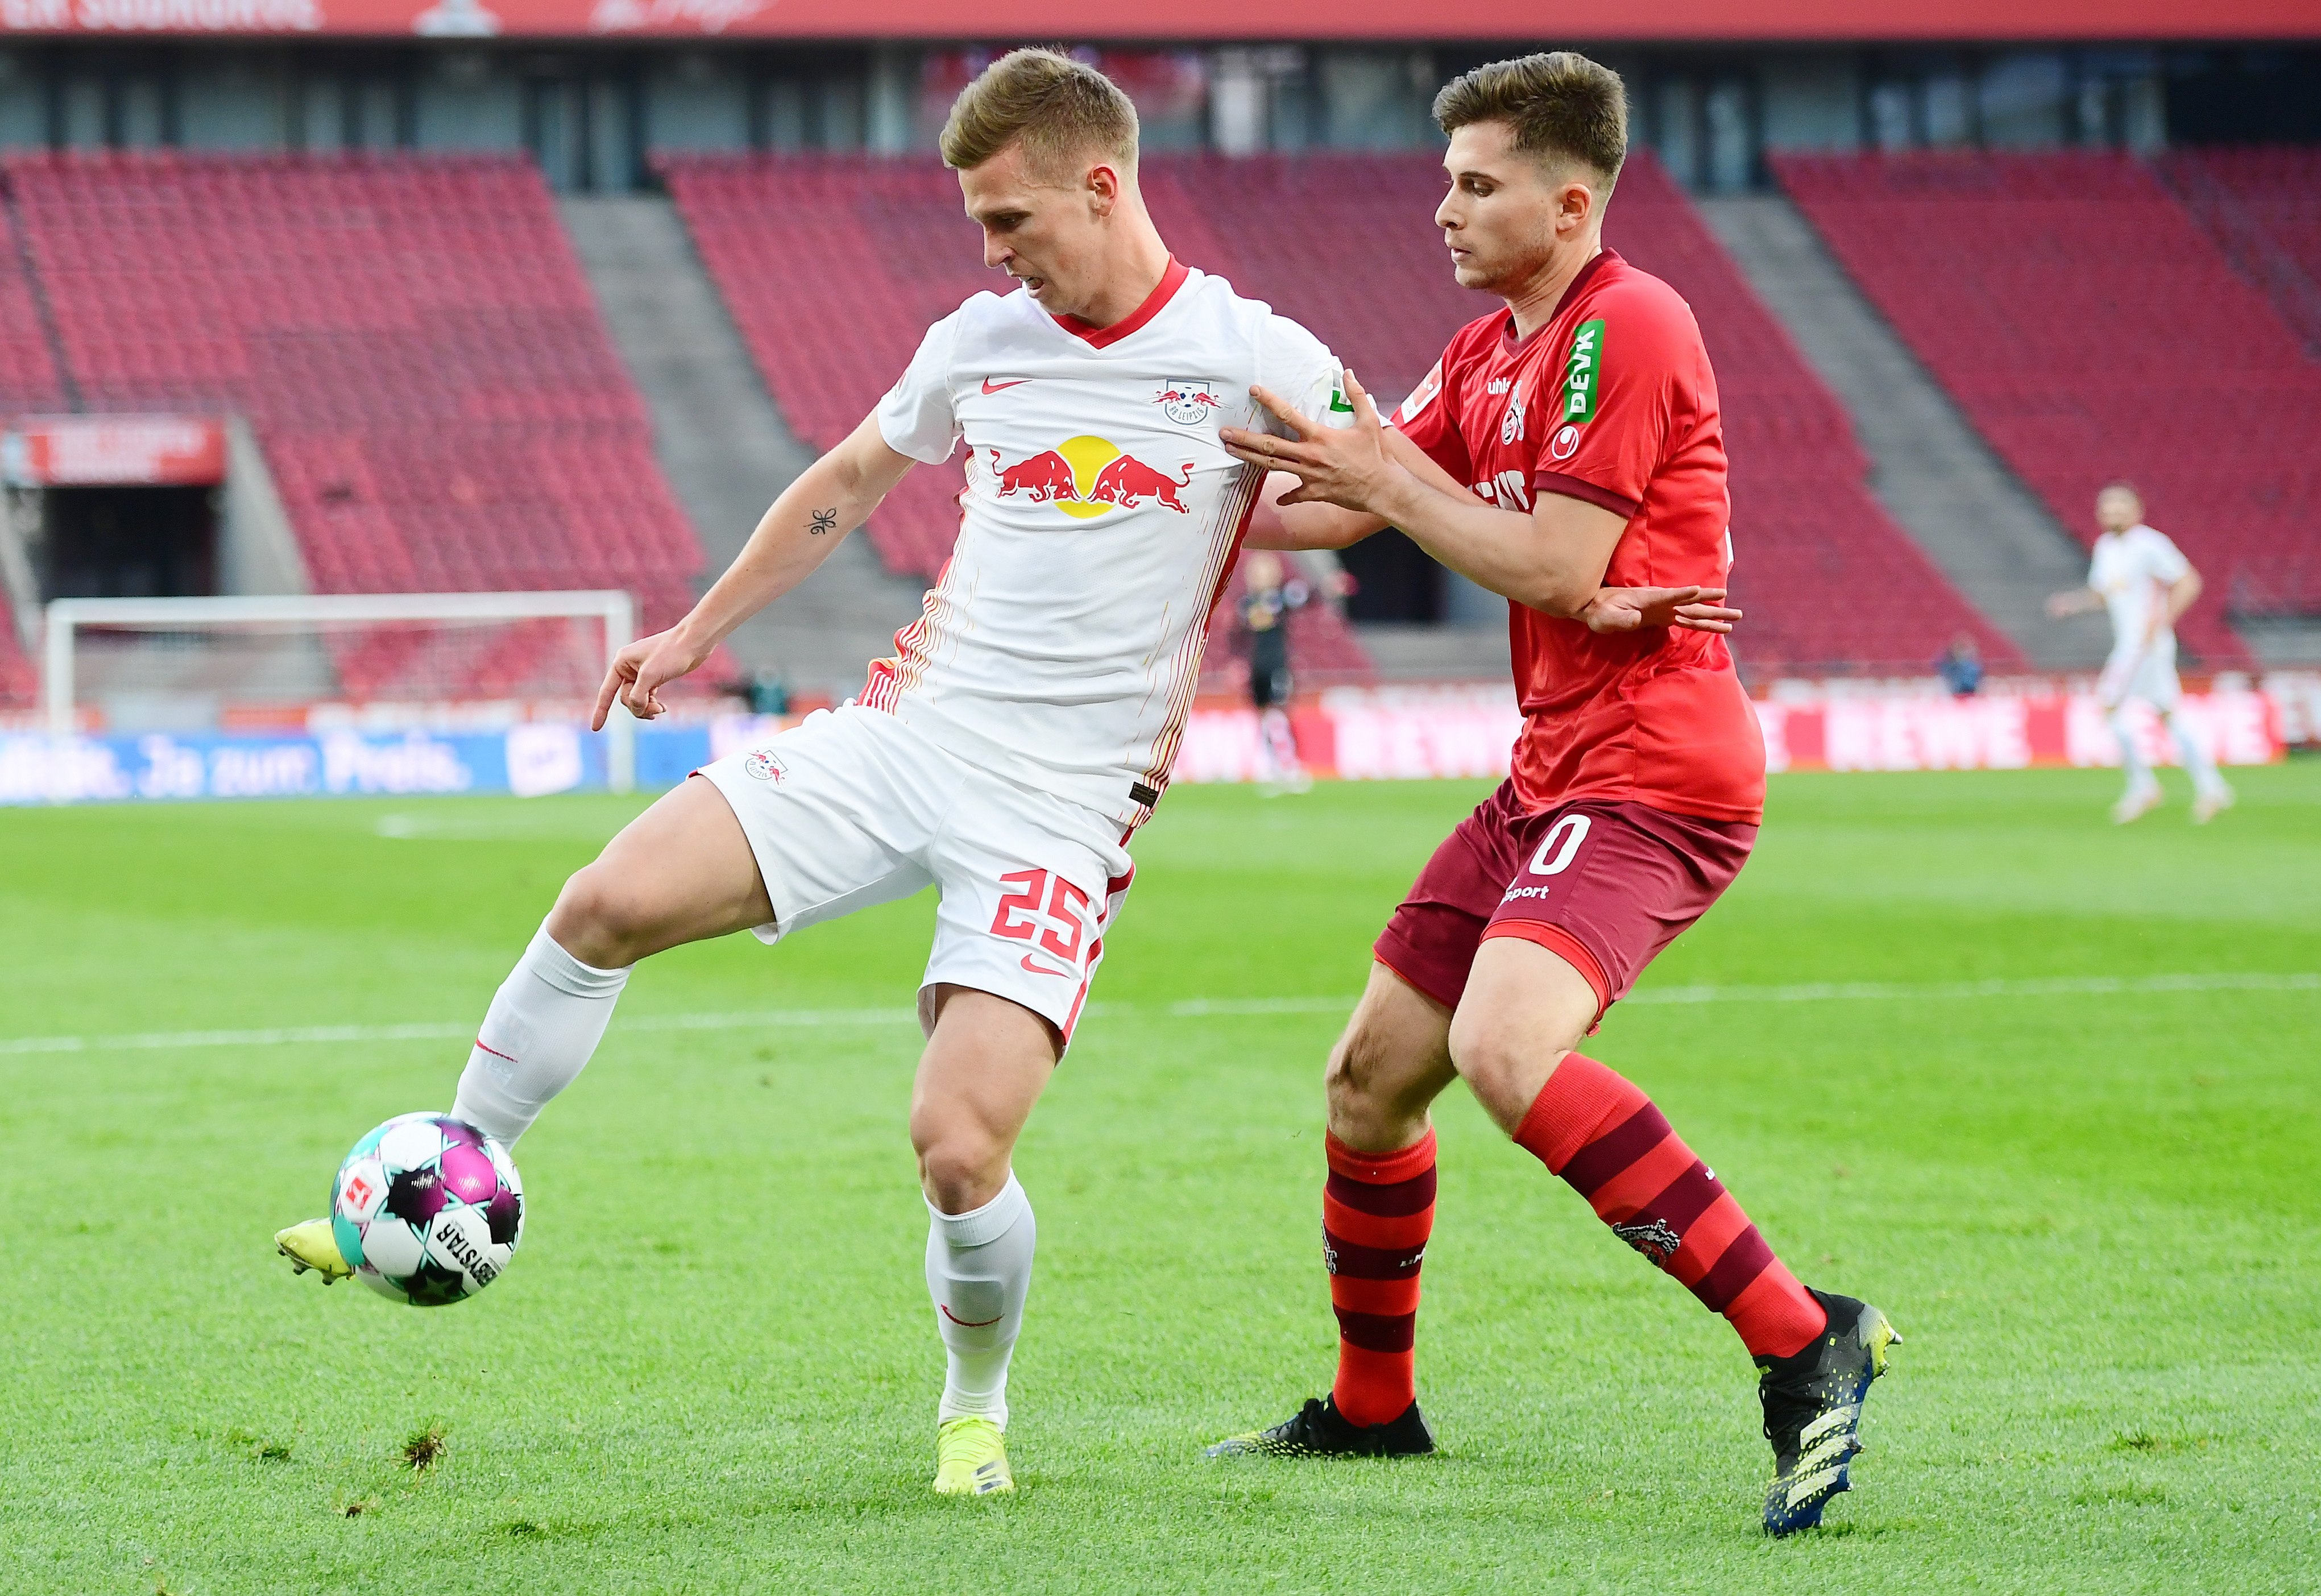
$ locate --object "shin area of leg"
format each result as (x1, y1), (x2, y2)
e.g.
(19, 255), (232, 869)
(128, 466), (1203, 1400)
(911, 986), (1058, 1429)
(454, 776), (773, 1144)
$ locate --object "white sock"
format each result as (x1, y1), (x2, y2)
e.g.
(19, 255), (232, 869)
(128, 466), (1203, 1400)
(1259, 707), (1302, 780)
(450, 922), (631, 1145)
(2108, 708), (2156, 792)
(2162, 710), (2228, 798)
(925, 1174), (1035, 1431)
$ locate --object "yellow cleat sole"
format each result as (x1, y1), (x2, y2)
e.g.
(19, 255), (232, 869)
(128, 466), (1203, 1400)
(275, 1218), (354, 1283)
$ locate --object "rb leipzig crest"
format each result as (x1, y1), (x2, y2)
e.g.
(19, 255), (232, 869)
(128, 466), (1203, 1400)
(1154, 378), (1225, 427)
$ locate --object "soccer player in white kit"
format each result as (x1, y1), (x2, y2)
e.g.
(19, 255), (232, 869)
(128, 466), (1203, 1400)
(2046, 482), (2233, 824)
(272, 50), (1363, 1495)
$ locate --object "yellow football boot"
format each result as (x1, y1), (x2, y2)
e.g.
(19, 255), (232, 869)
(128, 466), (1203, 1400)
(932, 1417), (1014, 1496)
(275, 1218), (354, 1283)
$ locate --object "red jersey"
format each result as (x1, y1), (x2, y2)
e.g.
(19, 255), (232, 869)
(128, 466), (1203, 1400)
(1394, 248), (1764, 824)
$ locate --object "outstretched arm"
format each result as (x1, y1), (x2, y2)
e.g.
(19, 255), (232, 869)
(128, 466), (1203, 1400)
(1245, 431), (1476, 552)
(2045, 586), (2102, 619)
(593, 412), (915, 729)
(1225, 373), (1739, 633)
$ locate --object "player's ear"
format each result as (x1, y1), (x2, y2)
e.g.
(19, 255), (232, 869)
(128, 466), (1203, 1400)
(1560, 179), (1595, 231)
(1086, 161), (1121, 214)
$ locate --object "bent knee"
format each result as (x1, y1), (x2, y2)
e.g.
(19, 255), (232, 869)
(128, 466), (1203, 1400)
(1447, 1008), (1566, 1102)
(914, 1130), (1010, 1214)
(545, 865), (662, 968)
(1324, 1024), (1396, 1110)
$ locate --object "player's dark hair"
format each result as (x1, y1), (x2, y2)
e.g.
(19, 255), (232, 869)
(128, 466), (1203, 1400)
(941, 48), (1140, 179)
(1433, 52), (1628, 191)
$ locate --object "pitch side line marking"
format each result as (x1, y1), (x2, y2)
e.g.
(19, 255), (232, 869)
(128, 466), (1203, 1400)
(0, 972), (2311, 1058)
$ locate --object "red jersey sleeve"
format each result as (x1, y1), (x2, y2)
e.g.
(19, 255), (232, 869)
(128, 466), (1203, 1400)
(1390, 346), (1472, 486)
(1528, 288), (1686, 521)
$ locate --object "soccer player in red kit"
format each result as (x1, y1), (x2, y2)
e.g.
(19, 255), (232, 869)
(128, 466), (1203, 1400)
(1204, 52), (1900, 1535)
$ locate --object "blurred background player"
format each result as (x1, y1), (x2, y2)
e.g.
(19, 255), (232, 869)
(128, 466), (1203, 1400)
(1936, 632), (1984, 698)
(1237, 548), (1316, 793)
(1204, 51), (1899, 1536)
(2046, 482), (2234, 824)
(274, 47), (1365, 1499)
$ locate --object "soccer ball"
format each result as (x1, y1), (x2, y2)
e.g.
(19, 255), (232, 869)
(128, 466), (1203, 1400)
(330, 1113), (523, 1306)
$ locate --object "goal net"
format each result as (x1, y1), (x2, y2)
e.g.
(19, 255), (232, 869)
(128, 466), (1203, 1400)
(40, 591), (639, 791)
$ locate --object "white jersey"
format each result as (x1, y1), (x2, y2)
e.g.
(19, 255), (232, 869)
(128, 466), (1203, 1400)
(2088, 523), (2191, 658)
(867, 260), (1348, 827)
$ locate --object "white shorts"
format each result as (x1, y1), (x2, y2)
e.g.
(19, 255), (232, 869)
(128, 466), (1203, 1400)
(2098, 633), (2181, 711)
(697, 705), (1134, 1046)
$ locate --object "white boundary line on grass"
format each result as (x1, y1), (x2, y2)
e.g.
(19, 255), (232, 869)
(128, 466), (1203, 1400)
(0, 971), (2311, 1058)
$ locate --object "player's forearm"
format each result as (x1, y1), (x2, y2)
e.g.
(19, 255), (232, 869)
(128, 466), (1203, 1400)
(675, 451), (889, 650)
(1371, 468), (1601, 615)
(2165, 570), (2202, 627)
(1248, 499), (1385, 551)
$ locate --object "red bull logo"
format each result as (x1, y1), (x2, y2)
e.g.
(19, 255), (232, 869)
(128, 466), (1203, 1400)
(988, 447), (1077, 503)
(1089, 453), (1193, 513)
(988, 435), (1194, 519)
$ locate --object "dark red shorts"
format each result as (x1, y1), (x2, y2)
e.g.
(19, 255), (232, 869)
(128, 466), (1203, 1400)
(1373, 782), (1755, 1021)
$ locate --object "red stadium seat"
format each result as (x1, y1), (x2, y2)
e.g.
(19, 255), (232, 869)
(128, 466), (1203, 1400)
(1777, 151), (2321, 661)
(0, 151), (708, 703)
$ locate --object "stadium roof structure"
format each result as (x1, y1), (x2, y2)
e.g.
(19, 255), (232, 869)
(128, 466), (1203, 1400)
(11, 0), (2320, 40)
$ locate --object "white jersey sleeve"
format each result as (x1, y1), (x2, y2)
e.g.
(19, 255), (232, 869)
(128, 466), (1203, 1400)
(2132, 525), (2191, 586)
(1257, 315), (1353, 438)
(876, 311), (965, 465)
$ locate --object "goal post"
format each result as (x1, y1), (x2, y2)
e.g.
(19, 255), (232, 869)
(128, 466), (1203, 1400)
(41, 590), (640, 794)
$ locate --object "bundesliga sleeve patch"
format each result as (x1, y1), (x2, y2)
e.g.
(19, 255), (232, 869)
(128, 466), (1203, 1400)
(1561, 318), (1606, 425)
(1395, 359), (1444, 425)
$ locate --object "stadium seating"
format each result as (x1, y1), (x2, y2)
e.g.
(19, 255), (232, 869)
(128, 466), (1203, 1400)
(1778, 151), (2321, 660)
(665, 150), (2014, 678)
(1598, 156), (2020, 675)
(3, 151), (707, 700)
(2158, 146), (2321, 360)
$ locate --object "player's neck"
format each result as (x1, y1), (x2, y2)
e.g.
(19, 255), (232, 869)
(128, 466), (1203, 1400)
(1503, 237), (1603, 342)
(1064, 216), (1175, 330)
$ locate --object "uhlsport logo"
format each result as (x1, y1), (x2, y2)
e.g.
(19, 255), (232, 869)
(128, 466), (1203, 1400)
(1154, 378), (1225, 426)
(1551, 422), (1581, 461)
(988, 437), (1194, 517)
(743, 749), (787, 782)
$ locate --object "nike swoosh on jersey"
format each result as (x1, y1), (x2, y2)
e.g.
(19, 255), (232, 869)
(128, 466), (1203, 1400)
(981, 376), (1030, 395)
(1019, 955), (1072, 979)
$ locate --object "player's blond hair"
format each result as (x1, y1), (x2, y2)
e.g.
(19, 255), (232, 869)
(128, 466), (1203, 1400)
(1433, 51), (1628, 190)
(940, 48), (1140, 180)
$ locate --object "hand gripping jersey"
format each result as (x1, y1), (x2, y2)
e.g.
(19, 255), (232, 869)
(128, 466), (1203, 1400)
(872, 259), (1347, 827)
(2088, 523), (2191, 658)
(1394, 248), (1765, 825)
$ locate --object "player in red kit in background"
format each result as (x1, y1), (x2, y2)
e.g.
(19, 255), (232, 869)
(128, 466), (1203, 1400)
(1204, 52), (1901, 1536)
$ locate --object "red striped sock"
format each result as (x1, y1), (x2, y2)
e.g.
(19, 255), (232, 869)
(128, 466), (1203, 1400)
(1513, 1054), (1824, 1359)
(1324, 1129), (1436, 1427)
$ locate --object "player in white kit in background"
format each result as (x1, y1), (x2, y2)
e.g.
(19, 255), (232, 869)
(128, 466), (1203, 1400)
(2047, 481), (2233, 825)
(272, 50), (1360, 1496)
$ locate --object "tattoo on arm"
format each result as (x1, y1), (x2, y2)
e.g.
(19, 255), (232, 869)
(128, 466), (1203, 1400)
(809, 507), (838, 536)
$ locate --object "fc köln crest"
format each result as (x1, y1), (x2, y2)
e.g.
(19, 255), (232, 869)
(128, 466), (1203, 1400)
(1155, 378), (1225, 426)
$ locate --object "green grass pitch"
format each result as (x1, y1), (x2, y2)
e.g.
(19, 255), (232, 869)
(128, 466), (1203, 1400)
(2, 764), (2316, 1594)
